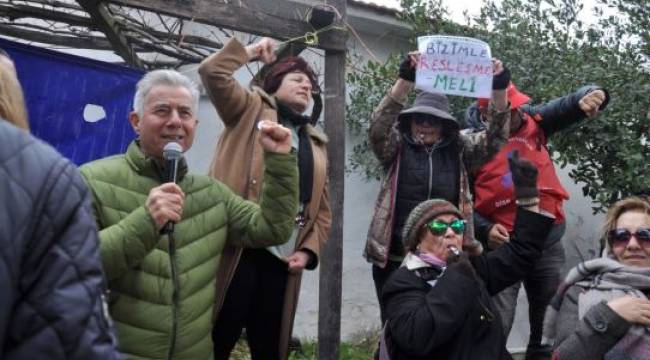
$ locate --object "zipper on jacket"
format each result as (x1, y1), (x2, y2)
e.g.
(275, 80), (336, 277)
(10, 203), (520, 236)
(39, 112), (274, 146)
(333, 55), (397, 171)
(426, 146), (434, 198)
(166, 234), (180, 360)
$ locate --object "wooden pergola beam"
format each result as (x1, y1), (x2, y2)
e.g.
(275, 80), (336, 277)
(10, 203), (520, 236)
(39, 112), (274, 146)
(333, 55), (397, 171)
(0, 3), (92, 28)
(319, 0), (346, 359)
(0, 24), (112, 49)
(77, 0), (145, 69)
(105, 0), (347, 51)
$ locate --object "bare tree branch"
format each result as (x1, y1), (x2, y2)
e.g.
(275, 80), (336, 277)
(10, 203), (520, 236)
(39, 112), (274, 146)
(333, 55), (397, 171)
(77, 0), (145, 69)
(0, 0), (335, 68)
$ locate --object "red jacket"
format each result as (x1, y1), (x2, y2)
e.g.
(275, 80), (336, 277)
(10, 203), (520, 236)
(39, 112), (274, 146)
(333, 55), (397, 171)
(473, 113), (569, 231)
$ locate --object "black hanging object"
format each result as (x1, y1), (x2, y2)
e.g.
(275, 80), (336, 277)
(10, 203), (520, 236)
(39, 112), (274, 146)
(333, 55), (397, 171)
(309, 6), (335, 30)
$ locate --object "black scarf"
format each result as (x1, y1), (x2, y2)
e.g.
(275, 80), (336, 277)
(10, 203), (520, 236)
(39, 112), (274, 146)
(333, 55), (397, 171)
(276, 102), (313, 205)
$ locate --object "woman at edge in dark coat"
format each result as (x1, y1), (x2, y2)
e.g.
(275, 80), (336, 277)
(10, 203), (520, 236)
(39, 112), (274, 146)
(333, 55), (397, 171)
(542, 196), (650, 360)
(381, 151), (554, 360)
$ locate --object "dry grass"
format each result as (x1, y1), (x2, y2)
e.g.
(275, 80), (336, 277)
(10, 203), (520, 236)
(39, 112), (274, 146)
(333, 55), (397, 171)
(227, 329), (380, 360)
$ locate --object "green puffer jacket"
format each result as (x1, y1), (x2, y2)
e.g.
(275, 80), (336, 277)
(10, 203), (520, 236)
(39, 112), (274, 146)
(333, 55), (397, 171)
(80, 141), (298, 360)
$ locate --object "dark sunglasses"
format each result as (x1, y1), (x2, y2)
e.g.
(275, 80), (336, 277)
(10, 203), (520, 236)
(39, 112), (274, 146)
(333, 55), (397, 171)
(426, 219), (466, 236)
(412, 116), (441, 127)
(608, 228), (650, 247)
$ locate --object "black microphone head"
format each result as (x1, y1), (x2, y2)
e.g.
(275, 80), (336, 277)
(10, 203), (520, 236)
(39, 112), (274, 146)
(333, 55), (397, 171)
(163, 142), (183, 160)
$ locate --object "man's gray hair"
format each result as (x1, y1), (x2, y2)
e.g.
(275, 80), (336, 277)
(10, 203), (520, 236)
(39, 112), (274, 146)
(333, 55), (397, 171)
(133, 69), (200, 117)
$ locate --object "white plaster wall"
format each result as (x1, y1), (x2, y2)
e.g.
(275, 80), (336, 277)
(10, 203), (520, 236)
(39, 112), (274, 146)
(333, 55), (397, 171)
(178, 29), (606, 348)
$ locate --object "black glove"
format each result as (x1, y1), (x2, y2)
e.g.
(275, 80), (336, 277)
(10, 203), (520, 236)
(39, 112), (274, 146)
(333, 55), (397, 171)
(398, 55), (416, 82)
(508, 150), (539, 199)
(492, 66), (511, 90)
(447, 251), (478, 280)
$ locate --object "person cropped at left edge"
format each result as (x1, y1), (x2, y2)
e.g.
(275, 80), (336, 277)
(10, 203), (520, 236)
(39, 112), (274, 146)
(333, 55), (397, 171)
(79, 69), (298, 360)
(0, 49), (121, 359)
(199, 37), (330, 360)
(381, 152), (555, 360)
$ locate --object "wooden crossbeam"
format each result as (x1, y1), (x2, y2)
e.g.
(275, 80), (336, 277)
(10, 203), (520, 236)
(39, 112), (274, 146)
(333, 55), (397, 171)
(105, 0), (347, 51)
(77, 0), (145, 69)
(0, 24), (112, 49)
(0, 3), (92, 28)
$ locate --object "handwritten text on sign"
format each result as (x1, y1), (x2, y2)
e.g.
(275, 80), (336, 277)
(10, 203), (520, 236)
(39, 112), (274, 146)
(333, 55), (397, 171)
(415, 36), (492, 98)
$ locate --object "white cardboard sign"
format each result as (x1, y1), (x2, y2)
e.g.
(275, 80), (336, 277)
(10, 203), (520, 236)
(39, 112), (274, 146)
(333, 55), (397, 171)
(415, 35), (492, 98)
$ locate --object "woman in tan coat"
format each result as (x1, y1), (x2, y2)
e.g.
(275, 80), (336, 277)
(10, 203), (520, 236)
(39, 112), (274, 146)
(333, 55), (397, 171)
(199, 37), (331, 360)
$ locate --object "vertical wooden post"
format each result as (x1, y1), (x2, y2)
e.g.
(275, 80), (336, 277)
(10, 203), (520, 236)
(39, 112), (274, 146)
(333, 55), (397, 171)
(318, 1), (347, 359)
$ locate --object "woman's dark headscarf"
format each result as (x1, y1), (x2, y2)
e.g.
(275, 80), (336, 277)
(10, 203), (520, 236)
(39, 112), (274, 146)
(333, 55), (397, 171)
(262, 56), (321, 124)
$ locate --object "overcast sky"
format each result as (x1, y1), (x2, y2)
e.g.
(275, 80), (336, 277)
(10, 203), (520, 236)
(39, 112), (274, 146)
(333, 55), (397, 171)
(365, 0), (601, 24)
(365, 0), (488, 23)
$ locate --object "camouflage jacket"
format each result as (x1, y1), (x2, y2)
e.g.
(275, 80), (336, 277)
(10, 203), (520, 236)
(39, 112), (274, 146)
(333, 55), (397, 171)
(364, 94), (511, 267)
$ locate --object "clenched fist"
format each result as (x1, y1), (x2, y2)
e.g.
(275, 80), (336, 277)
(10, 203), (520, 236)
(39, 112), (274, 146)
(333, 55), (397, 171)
(146, 182), (185, 230)
(245, 37), (277, 64)
(258, 120), (293, 154)
(579, 90), (606, 117)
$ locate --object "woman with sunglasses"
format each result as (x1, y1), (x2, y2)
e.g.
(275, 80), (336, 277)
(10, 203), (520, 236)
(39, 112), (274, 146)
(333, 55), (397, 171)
(543, 197), (650, 360)
(365, 54), (512, 330)
(380, 151), (555, 360)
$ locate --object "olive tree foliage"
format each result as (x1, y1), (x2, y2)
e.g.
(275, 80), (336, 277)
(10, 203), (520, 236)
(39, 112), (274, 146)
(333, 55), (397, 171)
(345, 0), (649, 212)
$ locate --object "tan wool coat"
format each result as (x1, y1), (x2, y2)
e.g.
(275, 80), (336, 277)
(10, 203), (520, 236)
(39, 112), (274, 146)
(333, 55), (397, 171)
(199, 37), (331, 359)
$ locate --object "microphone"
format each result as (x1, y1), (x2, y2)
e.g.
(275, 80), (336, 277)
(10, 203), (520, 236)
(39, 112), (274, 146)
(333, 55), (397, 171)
(160, 142), (183, 235)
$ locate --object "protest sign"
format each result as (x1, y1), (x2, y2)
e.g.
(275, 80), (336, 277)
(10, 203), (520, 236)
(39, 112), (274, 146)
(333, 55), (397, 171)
(415, 35), (492, 98)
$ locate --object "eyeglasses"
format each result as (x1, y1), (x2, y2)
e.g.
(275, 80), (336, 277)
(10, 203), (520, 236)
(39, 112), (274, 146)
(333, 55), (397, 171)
(426, 219), (466, 236)
(608, 228), (650, 248)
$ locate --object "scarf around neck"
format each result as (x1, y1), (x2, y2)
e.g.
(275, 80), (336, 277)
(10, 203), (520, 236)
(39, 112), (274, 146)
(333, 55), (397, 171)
(276, 102), (313, 205)
(543, 257), (650, 360)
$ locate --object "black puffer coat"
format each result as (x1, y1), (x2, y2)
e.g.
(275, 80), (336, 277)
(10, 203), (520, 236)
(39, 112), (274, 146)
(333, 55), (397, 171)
(391, 135), (461, 257)
(0, 120), (121, 359)
(382, 208), (554, 360)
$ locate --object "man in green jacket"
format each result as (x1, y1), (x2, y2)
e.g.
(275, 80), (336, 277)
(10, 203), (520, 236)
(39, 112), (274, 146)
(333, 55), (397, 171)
(80, 69), (298, 360)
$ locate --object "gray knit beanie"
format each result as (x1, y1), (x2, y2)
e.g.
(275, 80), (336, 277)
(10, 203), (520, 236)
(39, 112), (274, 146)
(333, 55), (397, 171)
(402, 199), (464, 252)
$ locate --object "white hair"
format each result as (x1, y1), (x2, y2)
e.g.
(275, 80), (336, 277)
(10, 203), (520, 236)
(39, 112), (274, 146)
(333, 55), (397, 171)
(133, 69), (200, 117)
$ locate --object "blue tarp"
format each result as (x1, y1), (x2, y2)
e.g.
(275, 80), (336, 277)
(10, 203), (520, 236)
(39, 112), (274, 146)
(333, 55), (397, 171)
(0, 38), (144, 165)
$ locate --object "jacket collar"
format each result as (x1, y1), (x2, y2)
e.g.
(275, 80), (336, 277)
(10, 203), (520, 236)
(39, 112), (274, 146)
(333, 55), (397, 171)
(403, 252), (431, 271)
(253, 85), (277, 109)
(305, 124), (328, 144)
(125, 140), (189, 182)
